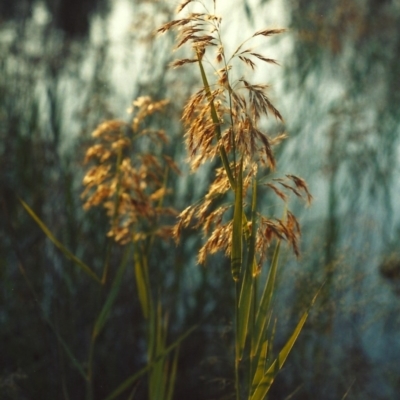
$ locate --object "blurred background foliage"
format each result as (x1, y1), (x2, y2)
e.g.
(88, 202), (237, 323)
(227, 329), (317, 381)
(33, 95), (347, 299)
(1, 0), (400, 399)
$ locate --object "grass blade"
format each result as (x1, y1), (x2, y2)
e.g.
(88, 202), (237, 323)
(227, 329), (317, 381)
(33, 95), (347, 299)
(251, 289), (320, 399)
(251, 310), (308, 400)
(231, 157), (244, 281)
(166, 347), (180, 400)
(149, 301), (166, 400)
(251, 339), (268, 391)
(19, 198), (101, 284)
(237, 178), (258, 359)
(246, 177), (258, 277)
(92, 246), (130, 340)
(252, 240), (280, 357)
(134, 245), (151, 319)
(16, 261), (87, 379)
(238, 261), (253, 360)
(104, 324), (198, 400)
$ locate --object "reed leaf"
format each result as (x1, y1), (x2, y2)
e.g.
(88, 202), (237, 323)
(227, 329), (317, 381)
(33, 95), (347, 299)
(251, 339), (268, 391)
(149, 301), (166, 400)
(252, 240), (280, 357)
(17, 260), (87, 379)
(238, 178), (258, 359)
(251, 310), (309, 400)
(19, 198), (101, 284)
(134, 245), (151, 319)
(92, 246), (130, 340)
(246, 178), (258, 277)
(237, 260), (253, 360)
(104, 324), (198, 400)
(165, 347), (180, 400)
(231, 157), (244, 281)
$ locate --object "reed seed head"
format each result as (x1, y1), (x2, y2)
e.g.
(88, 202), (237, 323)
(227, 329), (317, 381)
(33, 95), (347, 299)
(82, 97), (178, 245)
(162, 0), (311, 267)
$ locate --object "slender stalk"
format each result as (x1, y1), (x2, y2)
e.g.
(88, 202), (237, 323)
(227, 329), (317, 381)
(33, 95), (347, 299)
(101, 241), (112, 285)
(196, 51), (236, 190)
(248, 178), (258, 397)
(235, 280), (241, 400)
(86, 339), (96, 400)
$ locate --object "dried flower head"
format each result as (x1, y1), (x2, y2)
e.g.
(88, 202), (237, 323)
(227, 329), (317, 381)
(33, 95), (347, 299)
(161, 0), (311, 269)
(82, 97), (178, 245)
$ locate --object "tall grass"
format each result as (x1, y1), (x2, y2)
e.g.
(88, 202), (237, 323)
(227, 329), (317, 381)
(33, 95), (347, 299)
(19, 1), (315, 399)
(81, 96), (183, 400)
(158, 1), (314, 398)
(21, 97), (187, 400)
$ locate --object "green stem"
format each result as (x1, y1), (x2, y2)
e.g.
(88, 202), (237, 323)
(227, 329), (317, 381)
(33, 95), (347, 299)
(248, 178), (258, 397)
(101, 241), (112, 285)
(86, 339), (96, 400)
(235, 280), (241, 400)
(196, 53), (253, 244)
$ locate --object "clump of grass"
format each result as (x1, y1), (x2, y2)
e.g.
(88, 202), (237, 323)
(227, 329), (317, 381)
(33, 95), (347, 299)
(20, 2), (316, 398)
(82, 96), (183, 400)
(21, 97), (185, 400)
(158, 1), (313, 398)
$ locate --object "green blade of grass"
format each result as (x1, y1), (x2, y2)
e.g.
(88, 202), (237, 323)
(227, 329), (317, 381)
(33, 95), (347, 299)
(134, 245), (151, 319)
(17, 261), (87, 379)
(251, 310), (309, 400)
(251, 289), (320, 399)
(251, 339), (268, 391)
(237, 178), (258, 359)
(238, 178), (257, 359)
(19, 198), (101, 284)
(231, 157), (244, 281)
(150, 301), (167, 400)
(246, 177), (258, 278)
(92, 246), (130, 340)
(237, 262), (253, 360)
(104, 324), (198, 400)
(165, 347), (180, 400)
(252, 240), (280, 357)
(54, 324), (88, 380)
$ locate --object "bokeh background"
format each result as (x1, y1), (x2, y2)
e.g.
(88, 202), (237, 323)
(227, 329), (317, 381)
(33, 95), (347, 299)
(1, 0), (400, 399)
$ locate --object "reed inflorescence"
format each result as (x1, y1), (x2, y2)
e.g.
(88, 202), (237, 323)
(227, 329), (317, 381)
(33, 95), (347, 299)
(159, 1), (311, 272)
(82, 96), (179, 245)
(158, 1), (313, 398)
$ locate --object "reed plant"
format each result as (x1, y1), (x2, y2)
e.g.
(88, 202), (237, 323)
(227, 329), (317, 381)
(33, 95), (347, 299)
(21, 97), (189, 400)
(19, 1), (316, 398)
(158, 1), (314, 398)
(81, 96), (182, 400)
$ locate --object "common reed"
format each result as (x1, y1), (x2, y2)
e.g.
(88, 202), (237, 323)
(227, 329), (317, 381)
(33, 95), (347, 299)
(21, 97), (185, 400)
(81, 96), (183, 400)
(158, 1), (313, 398)
(20, 1), (314, 398)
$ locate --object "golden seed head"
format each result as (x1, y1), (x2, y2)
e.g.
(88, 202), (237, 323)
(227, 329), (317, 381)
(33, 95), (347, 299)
(82, 97), (178, 245)
(159, 1), (310, 265)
